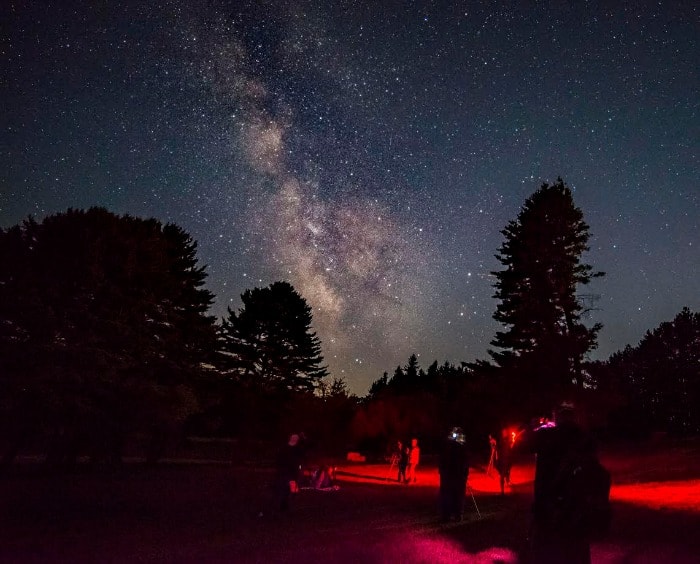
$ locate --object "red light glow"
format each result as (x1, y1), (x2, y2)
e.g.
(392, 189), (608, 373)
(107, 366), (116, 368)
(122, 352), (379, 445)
(611, 479), (700, 511)
(336, 464), (700, 514)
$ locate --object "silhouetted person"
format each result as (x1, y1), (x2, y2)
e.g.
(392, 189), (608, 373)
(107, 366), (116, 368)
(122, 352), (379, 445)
(396, 440), (408, 483)
(487, 433), (497, 476)
(496, 428), (513, 495)
(439, 427), (470, 521)
(274, 433), (303, 511)
(528, 402), (594, 564)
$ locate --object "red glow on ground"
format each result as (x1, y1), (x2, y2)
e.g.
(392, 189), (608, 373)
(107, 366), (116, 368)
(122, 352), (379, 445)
(335, 463), (532, 493)
(337, 463), (700, 514)
(611, 479), (700, 511)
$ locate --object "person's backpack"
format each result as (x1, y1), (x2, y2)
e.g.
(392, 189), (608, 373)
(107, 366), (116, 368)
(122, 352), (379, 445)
(553, 445), (612, 537)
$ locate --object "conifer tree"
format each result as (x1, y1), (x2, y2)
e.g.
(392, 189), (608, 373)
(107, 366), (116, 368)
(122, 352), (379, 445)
(608, 307), (699, 434)
(490, 179), (603, 396)
(0, 208), (216, 464)
(367, 372), (390, 399)
(218, 281), (328, 393)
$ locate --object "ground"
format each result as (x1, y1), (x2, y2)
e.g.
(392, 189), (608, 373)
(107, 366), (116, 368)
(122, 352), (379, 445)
(0, 439), (699, 563)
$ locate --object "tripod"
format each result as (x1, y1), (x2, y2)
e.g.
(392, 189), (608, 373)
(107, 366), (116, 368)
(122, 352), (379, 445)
(467, 483), (482, 519)
(486, 451), (496, 476)
(385, 453), (399, 481)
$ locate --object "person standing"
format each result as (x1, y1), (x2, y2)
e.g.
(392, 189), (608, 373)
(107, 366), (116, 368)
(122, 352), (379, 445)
(528, 402), (595, 564)
(438, 427), (470, 521)
(396, 440), (409, 483)
(496, 428), (513, 495)
(405, 437), (420, 484)
(487, 433), (498, 476)
(274, 433), (303, 511)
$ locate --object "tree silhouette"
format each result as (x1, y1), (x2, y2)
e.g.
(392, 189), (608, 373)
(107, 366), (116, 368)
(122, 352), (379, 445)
(367, 372), (390, 399)
(606, 307), (699, 434)
(490, 179), (603, 404)
(0, 208), (216, 466)
(382, 354), (420, 395)
(218, 281), (328, 393)
(358, 356), (483, 452)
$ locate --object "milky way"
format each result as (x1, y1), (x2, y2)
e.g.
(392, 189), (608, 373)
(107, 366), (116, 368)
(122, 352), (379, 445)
(2, 1), (698, 393)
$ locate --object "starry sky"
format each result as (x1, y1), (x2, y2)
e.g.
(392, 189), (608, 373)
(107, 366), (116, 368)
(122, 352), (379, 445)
(2, 1), (698, 395)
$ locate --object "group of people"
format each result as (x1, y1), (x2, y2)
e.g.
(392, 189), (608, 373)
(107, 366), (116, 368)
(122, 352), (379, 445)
(273, 401), (609, 564)
(438, 425), (514, 522)
(393, 438), (420, 484)
(438, 403), (610, 563)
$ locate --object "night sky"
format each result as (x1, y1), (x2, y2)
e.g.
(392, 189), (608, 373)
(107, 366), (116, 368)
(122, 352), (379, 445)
(2, 1), (698, 394)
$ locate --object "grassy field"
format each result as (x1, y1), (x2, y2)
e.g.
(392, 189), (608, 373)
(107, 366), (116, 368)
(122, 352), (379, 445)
(0, 438), (699, 563)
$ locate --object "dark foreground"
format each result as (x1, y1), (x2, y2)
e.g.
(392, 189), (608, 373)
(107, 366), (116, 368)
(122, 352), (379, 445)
(1, 444), (699, 563)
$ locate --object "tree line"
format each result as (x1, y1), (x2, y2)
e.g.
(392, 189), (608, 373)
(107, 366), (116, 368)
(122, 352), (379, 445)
(1, 180), (697, 467)
(361, 180), (698, 448)
(0, 208), (330, 466)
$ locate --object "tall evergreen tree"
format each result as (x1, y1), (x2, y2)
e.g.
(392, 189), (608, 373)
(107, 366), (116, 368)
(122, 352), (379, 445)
(387, 353), (421, 394)
(160, 223), (217, 371)
(0, 208), (216, 465)
(490, 179), (603, 399)
(218, 281), (328, 393)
